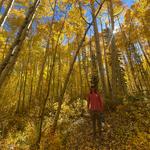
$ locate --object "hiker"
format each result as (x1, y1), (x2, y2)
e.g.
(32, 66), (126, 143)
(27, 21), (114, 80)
(87, 86), (104, 138)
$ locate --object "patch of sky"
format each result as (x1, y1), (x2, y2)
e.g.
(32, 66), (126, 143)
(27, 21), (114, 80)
(62, 34), (76, 46)
(31, 20), (37, 35)
(0, 6), (5, 14)
(54, 5), (65, 20)
(3, 21), (11, 32)
(40, 3), (71, 24)
(122, 0), (135, 7)
(14, 2), (27, 10)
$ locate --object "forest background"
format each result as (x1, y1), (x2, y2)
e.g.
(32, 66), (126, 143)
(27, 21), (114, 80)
(0, 0), (149, 149)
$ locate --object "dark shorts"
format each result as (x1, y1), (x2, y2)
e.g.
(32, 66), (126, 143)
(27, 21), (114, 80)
(90, 111), (105, 123)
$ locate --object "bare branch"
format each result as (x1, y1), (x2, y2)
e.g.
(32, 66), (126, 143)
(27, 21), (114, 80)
(77, 0), (91, 25)
(91, 0), (106, 25)
(95, 0), (100, 5)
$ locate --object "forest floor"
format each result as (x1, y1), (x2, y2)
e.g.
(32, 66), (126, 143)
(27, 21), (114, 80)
(0, 98), (150, 150)
(43, 98), (150, 150)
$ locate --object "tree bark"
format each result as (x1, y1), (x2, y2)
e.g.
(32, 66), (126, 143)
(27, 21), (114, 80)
(108, 0), (118, 100)
(100, 19), (111, 97)
(90, 1), (107, 97)
(123, 55), (134, 93)
(16, 63), (24, 114)
(82, 49), (90, 89)
(138, 40), (150, 67)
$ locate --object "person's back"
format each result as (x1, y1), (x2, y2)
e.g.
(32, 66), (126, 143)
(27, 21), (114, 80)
(88, 90), (103, 112)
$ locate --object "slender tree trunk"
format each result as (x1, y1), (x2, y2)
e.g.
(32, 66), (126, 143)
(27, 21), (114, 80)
(123, 55), (134, 93)
(56, 52), (61, 97)
(127, 47), (142, 92)
(108, 0), (117, 100)
(22, 50), (31, 113)
(90, 1), (107, 97)
(78, 54), (84, 115)
(78, 54), (83, 97)
(35, 40), (50, 103)
(52, 66), (56, 99)
(28, 69), (34, 112)
(16, 63), (24, 114)
(138, 41), (150, 67)
(22, 65), (27, 113)
(100, 19), (111, 97)
(82, 49), (90, 89)
(89, 39), (98, 80)
(0, 0), (15, 28)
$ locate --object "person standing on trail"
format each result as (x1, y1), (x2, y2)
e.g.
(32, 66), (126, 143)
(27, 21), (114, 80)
(87, 85), (104, 138)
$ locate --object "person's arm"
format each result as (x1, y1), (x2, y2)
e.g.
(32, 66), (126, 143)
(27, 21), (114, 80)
(98, 93), (104, 112)
(87, 94), (90, 110)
